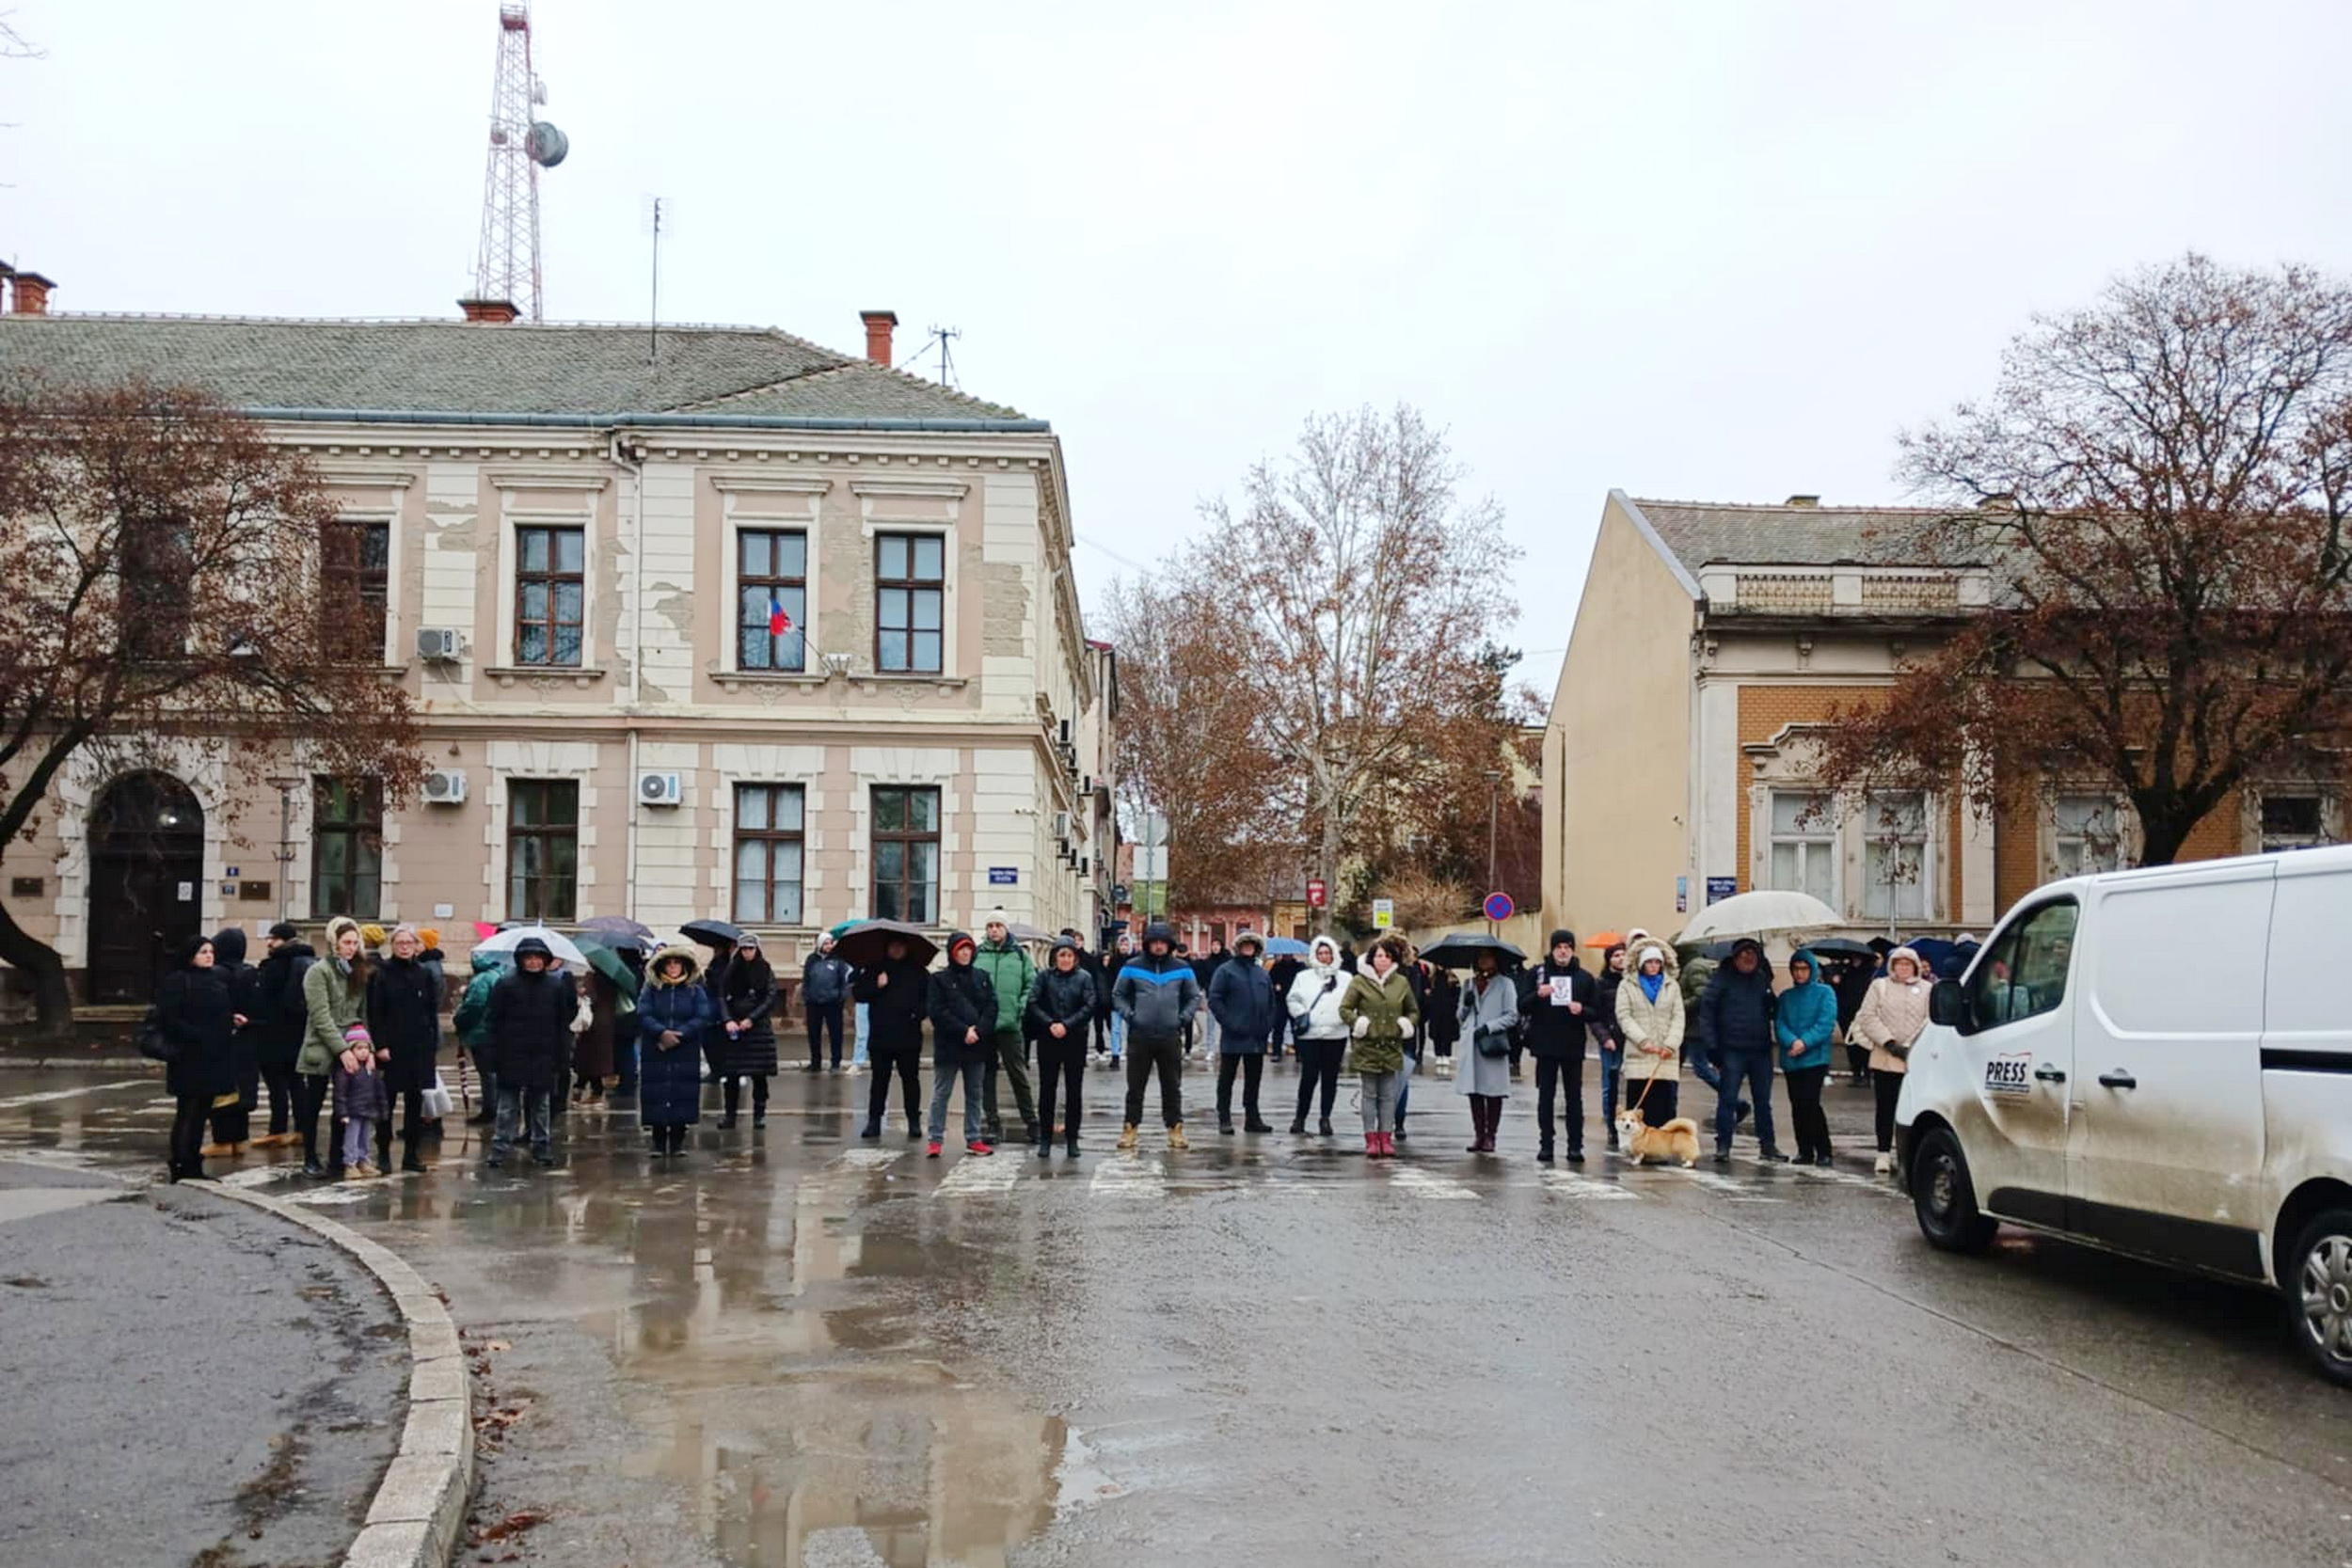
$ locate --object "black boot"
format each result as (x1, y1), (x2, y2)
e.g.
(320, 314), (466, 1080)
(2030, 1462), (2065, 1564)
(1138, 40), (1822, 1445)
(1318, 1117), (1335, 1137)
(1289, 1117), (1307, 1135)
(1246, 1116), (1274, 1133)
(718, 1079), (740, 1130)
(860, 1118), (882, 1140)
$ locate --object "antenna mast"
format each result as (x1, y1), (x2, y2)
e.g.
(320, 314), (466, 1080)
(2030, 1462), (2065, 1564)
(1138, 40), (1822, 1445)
(470, 4), (567, 322)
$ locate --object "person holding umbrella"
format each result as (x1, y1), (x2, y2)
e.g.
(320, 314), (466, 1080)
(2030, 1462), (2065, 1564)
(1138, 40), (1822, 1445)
(717, 936), (780, 1130)
(1454, 946), (1518, 1154)
(1700, 938), (1790, 1164)
(925, 931), (998, 1157)
(852, 931), (930, 1139)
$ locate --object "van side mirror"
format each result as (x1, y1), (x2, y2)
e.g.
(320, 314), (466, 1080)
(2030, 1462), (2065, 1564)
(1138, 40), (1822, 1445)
(1929, 978), (1969, 1032)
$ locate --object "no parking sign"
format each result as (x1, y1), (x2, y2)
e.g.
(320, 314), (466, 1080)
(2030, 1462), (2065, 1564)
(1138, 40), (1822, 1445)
(1483, 892), (1515, 922)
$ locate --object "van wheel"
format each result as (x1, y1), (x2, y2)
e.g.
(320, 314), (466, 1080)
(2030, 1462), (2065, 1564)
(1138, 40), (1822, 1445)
(2289, 1210), (2352, 1387)
(1911, 1127), (1996, 1254)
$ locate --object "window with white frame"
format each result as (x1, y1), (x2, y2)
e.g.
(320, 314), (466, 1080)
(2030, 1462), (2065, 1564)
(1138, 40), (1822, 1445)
(1767, 791), (1836, 905)
(732, 784), (804, 925)
(2260, 792), (2328, 852)
(2053, 794), (2125, 877)
(1861, 790), (1930, 922)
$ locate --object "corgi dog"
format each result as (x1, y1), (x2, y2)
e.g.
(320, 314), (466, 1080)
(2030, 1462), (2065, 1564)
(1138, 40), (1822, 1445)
(1617, 1108), (1700, 1168)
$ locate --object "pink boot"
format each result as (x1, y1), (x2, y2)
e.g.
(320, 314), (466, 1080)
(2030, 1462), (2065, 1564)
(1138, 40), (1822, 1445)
(1365, 1132), (1379, 1158)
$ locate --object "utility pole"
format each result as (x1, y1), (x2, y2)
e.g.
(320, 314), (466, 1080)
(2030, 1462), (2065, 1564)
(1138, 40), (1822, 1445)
(267, 776), (301, 925)
(1485, 768), (1502, 935)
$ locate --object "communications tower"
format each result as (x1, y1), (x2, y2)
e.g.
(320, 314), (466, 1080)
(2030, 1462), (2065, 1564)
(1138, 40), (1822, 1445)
(469, 4), (567, 322)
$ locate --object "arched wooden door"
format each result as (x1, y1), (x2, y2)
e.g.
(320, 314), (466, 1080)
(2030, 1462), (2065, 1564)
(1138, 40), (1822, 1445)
(87, 772), (204, 1005)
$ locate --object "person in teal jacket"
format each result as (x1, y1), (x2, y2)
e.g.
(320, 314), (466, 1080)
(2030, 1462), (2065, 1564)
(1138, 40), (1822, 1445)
(1775, 949), (1840, 1167)
(453, 952), (506, 1126)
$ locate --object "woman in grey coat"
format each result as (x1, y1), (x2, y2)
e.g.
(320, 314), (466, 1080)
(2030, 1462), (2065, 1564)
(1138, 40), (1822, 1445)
(1454, 950), (1518, 1154)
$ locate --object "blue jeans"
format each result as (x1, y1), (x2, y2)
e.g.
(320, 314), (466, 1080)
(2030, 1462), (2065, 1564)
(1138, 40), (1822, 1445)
(1395, 1047), (1419, 1125)
(1108, 1012), (1125, 1061)
(492, 1084), (552, 1163)
(928, 1057), (985, 1143)
(1599, 1047), (1622, 1122)
(853, 1003), (870, 1067)
(1714, 1047), (1777, 1152)
(1691, 1038), (1724, 1093)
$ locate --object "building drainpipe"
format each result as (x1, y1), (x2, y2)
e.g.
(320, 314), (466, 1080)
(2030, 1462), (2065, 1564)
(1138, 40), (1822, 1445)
(612, 431), (646, 914)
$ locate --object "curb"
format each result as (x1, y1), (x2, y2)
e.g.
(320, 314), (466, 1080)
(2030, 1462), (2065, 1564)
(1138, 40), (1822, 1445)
(207, 1183), (473, 1568)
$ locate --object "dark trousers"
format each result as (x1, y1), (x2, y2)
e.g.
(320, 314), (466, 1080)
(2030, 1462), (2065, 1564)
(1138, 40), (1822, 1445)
(613, 1036), (637, 1095)
(209, 1056), (258, 1144)
(1787, 1065), (1831, 1158)
(293, 1072), (332, 1167)
(808, 1002), (844, 1069)
(1624, 1073), (1678, 1127)
(377, 1086), (425, 1169)
(982, 1027), (1036, 1136)
(1535, 1053), (1586, 1152)
(1037, 1032), (1086, 1140)
(1124, 1036), (1184, 1127)
(1293, 1037), (1344, 1126)
(1715, 1047), (1778, 1151)
(1216, 1053), (1264, 1123)
(169, 1093), (210, 1176)
(261, 1062), (300, 1136)
(1875, 1069), (1904, 1153)
(867, 1045), (922, 1129)
(1845, 1042), (1871, 1081)
(722, 1075), (771, 1118)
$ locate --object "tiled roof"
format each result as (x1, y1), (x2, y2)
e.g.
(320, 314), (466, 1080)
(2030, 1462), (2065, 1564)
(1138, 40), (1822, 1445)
(0, 313), (1032, 424)
(1629, 497), (1971, 572)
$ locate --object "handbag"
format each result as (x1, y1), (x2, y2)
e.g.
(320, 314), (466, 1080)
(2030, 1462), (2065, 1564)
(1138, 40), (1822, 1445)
(135, 1007), (177, 1064)
(1474, 1024), (1511, 1059)
(421, 1071), (455, 1120)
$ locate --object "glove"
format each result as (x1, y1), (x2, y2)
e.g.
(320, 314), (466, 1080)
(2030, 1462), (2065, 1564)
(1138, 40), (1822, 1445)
(1352, 1015), (1371, 1038)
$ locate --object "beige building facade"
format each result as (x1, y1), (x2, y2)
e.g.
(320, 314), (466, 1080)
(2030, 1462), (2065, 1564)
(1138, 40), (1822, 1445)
(0, 300), (1113, 1003)
(1543, 491), (2315, 947)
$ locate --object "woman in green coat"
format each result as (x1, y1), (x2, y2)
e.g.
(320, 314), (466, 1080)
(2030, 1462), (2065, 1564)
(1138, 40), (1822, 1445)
(299, 916), (371, 1177)
(1339, 936), (1420, 1160)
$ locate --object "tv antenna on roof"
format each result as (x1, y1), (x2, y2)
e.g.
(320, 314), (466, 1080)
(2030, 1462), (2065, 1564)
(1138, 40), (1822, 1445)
(903, 325), (961, 388)
(469, 3), (567, 323)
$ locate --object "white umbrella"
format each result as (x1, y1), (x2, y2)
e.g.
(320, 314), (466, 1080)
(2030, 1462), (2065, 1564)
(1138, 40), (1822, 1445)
(472, 925), (589, 971)
(1677, 890), (1841, 943)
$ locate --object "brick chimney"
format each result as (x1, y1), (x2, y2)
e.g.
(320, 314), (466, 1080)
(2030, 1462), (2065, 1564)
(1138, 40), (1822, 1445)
(10, 270), (54, 315)
(861, 309), (898, 366)
(457, 296), (520, 324)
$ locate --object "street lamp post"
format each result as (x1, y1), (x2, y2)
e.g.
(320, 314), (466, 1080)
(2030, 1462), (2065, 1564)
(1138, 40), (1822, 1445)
(266, 776), (301, 925)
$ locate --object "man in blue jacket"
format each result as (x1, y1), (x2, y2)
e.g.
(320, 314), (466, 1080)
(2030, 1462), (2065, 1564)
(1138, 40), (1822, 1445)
(1206, 931), (1278, 1134)
(1699, 938), (1790, 1164)
(1112, 922), (1200, 1150)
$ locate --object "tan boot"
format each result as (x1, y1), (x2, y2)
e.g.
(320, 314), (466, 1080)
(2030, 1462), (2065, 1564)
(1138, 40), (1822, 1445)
(1117, 1123), (1138, 1152)
(199, 1142), (233, 1160)
(1167, 1123), (1189, 1151)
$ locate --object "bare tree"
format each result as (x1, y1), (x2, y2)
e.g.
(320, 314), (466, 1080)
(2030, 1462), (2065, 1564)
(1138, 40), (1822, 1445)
(0, 380), (428, 1033)
(1186, 405), (1522, 922)
(1816, 255), (2352, 865)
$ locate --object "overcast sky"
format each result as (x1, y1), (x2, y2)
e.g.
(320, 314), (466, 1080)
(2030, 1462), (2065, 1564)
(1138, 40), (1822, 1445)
(8, 0), (2350, 698)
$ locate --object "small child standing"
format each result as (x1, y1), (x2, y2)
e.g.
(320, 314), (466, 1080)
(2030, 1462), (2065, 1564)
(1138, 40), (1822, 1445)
(334, 1023), (389, 1179)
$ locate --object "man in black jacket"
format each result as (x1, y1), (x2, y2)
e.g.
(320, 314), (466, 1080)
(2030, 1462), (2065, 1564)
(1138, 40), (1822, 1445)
(1700, 938), (1789, 1164)
(485, 937), (573, 1169)
(924, 931), (997, 1157)
(1028, 937), (1099, 1157)
(853, 938), (930, 1139)
(1522, 930), (1597, 1164)
(249, 924), (315, 1147)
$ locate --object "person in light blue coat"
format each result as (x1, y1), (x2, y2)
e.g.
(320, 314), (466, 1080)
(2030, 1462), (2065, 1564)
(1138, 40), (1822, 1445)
(1775, 948), (1840, 1168)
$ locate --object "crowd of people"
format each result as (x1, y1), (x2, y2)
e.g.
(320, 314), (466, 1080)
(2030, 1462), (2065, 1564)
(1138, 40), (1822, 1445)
(144, 909), (1940, 1182)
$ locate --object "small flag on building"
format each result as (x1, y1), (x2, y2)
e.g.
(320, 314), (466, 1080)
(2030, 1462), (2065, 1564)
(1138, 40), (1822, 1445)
(768, 591), (792, 638)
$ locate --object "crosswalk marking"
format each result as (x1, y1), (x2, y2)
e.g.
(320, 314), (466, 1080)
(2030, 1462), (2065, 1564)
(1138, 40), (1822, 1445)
(1091, 1157), (1167, 1197)
(0, 1079), (151, 1113)
(935, 1155), (1023, 1197)
(1537, 1168), (1638, 1199)
(1388, 1166), (1477, 1200)
(1648, 1166), (1783, 1203)
(834, 1148), (906, 1172)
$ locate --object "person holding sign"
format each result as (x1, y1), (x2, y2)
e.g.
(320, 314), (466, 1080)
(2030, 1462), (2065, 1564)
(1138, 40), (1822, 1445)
(1522, 929), (1597, 1163)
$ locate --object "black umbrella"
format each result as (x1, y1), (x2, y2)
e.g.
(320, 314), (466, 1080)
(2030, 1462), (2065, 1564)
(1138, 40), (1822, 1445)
(680, 918), (749, 951)
(834, 919), (939, 969)
(1418, 932), (1528, 970)
(580, 916), (658, 952)
(1803, 936), (1879, 959)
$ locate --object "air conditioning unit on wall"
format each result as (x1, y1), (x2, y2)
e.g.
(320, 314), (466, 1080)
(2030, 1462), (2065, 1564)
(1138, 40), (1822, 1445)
(638, 771), (685, 807)
(423, 768), (469, 805)
(416, 627), (464, 663)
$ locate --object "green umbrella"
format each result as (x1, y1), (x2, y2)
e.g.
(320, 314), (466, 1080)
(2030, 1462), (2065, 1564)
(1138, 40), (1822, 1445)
(575, 937), (642, 1001)
(827, 919), (862, 939)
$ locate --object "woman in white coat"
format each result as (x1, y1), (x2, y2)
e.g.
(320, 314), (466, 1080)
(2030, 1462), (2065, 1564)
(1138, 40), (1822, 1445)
(1286, 936), (1350, 1138)
(1454, 949), (1518, 1153)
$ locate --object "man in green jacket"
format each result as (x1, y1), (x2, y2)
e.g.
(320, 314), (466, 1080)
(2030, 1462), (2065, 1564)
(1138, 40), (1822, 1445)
(975, 911), (1037, 1144)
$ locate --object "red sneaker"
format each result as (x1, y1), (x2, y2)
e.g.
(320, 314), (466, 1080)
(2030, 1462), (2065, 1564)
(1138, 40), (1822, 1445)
(968, 1140), (994, 1156)
(926, 1139), (943, 1158)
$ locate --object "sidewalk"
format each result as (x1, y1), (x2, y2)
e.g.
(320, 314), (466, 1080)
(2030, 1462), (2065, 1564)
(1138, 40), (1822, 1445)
(0, 1159), (409, 1566)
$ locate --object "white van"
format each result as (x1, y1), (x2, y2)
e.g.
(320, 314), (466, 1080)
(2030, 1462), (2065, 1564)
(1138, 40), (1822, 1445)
(1898, 844), (2352, 1384)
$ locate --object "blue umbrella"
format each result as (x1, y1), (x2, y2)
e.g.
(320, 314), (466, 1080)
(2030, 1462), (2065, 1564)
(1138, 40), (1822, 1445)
(1263, 937), (1311, 957)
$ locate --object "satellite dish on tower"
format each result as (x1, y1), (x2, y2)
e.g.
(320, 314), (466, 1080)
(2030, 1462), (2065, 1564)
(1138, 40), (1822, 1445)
(529, 121), (568, 167)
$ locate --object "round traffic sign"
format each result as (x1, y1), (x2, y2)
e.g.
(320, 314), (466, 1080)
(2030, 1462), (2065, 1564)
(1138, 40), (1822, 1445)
(1483, 892), (1515, 922)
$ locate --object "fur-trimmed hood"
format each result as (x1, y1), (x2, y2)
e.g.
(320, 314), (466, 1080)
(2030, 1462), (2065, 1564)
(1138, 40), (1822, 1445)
(646, 942), (706, 987)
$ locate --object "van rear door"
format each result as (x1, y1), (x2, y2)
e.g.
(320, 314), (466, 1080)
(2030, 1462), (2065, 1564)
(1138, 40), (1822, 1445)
(2071, 862), (2273, 1280)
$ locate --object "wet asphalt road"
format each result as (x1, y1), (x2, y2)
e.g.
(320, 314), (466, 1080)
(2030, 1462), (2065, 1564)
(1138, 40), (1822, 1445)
(7, 1061), (2352, 1568)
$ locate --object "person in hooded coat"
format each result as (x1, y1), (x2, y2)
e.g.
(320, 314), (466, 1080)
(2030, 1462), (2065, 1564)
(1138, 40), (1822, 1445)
(717, 936), (780, 1129)
(1616, 943), (1686, 1130)
(1851, 944), (1932, 1174)
(1455, 947), (1518, 1153)
(1207, 931), (1279, 1134)
(1522, 929), (1597, 1164)
(248, 922), (315, 1147)
(367, 923), (444, 1173)
(1026, 937), (1098, 1157)
(1776, 948), (1840, 1166)
(1286, 935), (1350, 1137)
(199, 927), (260, 1158)
(637, 943), (719, 1157)
(1701, 937), (1789, 1164)
(854, 937), (930, 1139)
(156, 936), (239, 1181)
(300, 916), (372, 1177)
(485, 936), (574, 1168)
(453, 950), (505, 1125)
(1112, 922), (1200, 1150)
(802, 932), (854, 1072)
(1339, 936), (1420, 1158)
(1424, 963), (1461, 1060)
(1592, 942), (1629, 1149)
(926, 931), (998, 1155)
